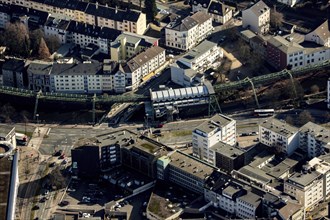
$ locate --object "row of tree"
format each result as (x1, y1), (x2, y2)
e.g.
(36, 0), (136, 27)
(0, 22), (60, 59)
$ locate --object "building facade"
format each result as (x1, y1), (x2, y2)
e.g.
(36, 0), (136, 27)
(122, 46), (166, 91)
(110, 32), (158, 62)
(259, 119), (299, 156)
(192, 114), (236, 165)
(284, 171), (323, 210)
(165, 12), (212, 51)
(305, 20), (330, 47)
(2, 58), (26, 89)
(299, 122), (330, 158)
(0, 0), (147, 34)
(177, 40), (222, 72)
(242, 0), (270, 34)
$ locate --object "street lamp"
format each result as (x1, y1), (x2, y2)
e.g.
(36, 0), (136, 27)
(36, 113), (40, 136)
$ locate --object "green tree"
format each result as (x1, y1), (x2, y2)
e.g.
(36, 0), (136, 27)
(145, 0), (157, 21)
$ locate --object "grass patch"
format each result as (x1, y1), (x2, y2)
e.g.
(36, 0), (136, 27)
(141, 143), (156, 152)
(171, 130), (192, 137)
(148, 200), (161, 216)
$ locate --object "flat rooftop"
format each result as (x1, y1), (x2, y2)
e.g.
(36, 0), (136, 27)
(194, 114), (234, 134)
(288, 171), (322, 187)
(300, 122), (330, 144)
(73, 129), (165, 155)
(210, 141), (244, 158)
(179, 40), (217, 64)
(260, 119), (298, 137)
(169, 151), (215, 180)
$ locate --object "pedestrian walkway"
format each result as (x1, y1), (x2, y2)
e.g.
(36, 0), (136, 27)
(27, 126), (50, 152)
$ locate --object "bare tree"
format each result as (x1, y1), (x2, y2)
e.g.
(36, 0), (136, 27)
(38, 37), (51, 59)
(298, 110), (314, 126)
(310, 84), (320, 94)
(285, 115), (295, 125)
(45, 35), (61, 54)
(3, 22), (30, 57)
(270, 9), (284, 29)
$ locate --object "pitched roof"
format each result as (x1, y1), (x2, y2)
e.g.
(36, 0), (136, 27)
(85, 3), (141, 22)
(125, 46), (165, 72)
(208, 2), (232, 16)
(191, 0), (212, 8)
(67, 21), (121, 40)
(50, 61), (103, 76)
(311, 19), (330, 42)
(190, 11), (212, 24)
(248, 0), (269, 16)
(267, 35), (304, 54)
(167, 16), (199, 31)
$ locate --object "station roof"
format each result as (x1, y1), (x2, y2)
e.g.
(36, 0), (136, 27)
(151, 86), (209, 102)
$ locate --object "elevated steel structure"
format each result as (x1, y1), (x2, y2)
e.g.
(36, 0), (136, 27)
(0, 60), (329, 121)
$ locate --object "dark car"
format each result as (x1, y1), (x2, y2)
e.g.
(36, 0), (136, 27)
(59, 201), (69, 206)
(32, 205), (40, 210)
(49, 162), (56, 167)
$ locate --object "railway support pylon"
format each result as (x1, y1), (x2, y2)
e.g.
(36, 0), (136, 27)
(208, 94), (222, 116)
(246, 77), (260, 109)
(33, 90), (42, 120)
(285, 69), (298, 100)
(92, 93), (96, 124)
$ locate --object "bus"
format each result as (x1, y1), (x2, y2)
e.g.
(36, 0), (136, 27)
(16, 132), (28, 146)
(254, 109), (275, 117)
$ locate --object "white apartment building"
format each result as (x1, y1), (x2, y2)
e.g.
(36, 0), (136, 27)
(284, 171), (323, 210)
(28, 60), (125, 94)
(165, 16), (198, 51)
(305, 157), (330, 199)
(192, 0), (233, 24)
(190, 11), (213, 42)
(192, 114), (236, 164)
(299, 122), (330, 158)
(110, 32), (158, 62)
(277, 0), (300, 7)
(259, 119), (299, 156)
(67, 21), (121, 54)
(122, 46), (166, 91)
(177, 40), (222, 71)
(165, 12), (212, 51)
(170, 62), (204, 87)
(236, 192), (261, 219)
(1, 0), (147, 35)
(242, 0), (270, 34)
(305, 20), (330, 47)
(44, 17), (70, 44)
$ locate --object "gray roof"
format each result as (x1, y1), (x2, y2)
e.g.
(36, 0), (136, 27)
(238, 165), (273, 183)
(45, 17), (70, 30)
(124, 46), (165, 72)
(50, 61), (103, 76)
(195, 114), (234, 134)
(27, 61), (53, 75)
(208, 2), (233, 16)
(178, 40), (217, 65)
(267, 36), (303, 54)
(222, 184), (242, 198)
(190, 11), (212, 25)
(300, 122), (330, 144)
(288, 171), (322, 188)
(260, 118), (299, 138)
(310, 20), (330, 42)
(169, 151), (215, 180)
(167, 16), (198, 31)
(238, 191), (261, 207)
(248, 0), (269, 17)
(210, 141), (244, 158)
